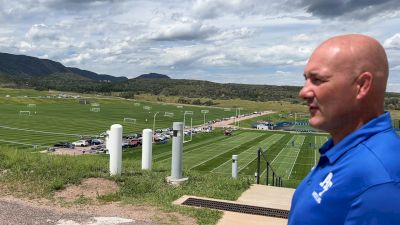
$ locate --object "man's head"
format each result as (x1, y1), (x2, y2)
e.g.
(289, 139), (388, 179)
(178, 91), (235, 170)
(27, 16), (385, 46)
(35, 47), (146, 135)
(299, 34), (389, 143)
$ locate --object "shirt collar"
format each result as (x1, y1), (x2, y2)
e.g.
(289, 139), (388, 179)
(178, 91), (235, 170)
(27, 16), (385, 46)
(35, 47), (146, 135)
(319, 112), (393, 164)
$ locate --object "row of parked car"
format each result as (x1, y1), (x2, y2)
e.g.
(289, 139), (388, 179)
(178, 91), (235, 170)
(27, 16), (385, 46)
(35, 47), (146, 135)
(50, 126), (214, 153)
(53, 139), (104, 148)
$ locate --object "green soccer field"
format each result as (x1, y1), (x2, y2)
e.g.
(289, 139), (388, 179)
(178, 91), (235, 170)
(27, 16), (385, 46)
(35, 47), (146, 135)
(0, 91), (329, 188)
(0, 95), (249, 148)
(148, 130), (328, 188)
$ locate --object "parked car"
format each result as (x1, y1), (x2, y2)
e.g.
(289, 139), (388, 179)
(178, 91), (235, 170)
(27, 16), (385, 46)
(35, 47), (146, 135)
(224, 129), (233, 136)
(53, 141), (73, 148)
(128, 138), (142, 147)
(90, 139), (103, 145)
(72, 140), (88, 147)
(155, 139), (167, 144)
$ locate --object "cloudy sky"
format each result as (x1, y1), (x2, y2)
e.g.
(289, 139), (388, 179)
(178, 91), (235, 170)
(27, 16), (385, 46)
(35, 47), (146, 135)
(1, 0), (400, 92)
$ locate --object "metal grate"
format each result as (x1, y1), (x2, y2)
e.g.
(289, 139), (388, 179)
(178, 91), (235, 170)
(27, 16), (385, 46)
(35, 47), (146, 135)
(181, 197), (289, 219)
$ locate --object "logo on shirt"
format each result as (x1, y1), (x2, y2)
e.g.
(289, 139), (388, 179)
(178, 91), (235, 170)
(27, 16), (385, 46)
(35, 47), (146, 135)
(312, 172), (333, 204)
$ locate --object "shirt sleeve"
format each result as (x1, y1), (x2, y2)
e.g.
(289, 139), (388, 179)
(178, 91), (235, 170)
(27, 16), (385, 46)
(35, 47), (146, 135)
(344, 182), (400, 225)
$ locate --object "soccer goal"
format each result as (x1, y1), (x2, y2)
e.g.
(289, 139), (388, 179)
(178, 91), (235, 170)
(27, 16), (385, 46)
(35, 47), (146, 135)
(19, 111), (31, 116)
(143, 106), (151, 110)
(123, 118), (136, 124)
(177, 105), (183, 108)
(224, 108), (231, 111)
(91, 103), (100, 107)
(27, 104), (36, 108)
(134, 103), (141, 106)
(164, 112), (174, 117)
(294, 113), (309, 123)
(90, 107), (101, 112)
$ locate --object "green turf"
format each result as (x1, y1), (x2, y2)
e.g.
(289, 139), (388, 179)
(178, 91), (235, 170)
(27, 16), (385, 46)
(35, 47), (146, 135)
(0, 90), (336, 189)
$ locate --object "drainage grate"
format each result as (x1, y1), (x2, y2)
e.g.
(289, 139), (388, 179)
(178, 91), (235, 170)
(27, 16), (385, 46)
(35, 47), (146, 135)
(181, 197), (289, 219)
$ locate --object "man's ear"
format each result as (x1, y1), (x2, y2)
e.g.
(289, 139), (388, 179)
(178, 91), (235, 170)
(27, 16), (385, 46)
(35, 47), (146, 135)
(356, 72), (373, 100)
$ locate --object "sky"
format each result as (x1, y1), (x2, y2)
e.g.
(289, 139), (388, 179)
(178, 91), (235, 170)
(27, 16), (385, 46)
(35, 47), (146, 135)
(0, 0), (400, 92)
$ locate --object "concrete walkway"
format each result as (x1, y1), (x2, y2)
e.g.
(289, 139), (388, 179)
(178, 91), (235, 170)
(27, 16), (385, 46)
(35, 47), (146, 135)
(175, 184), (295, 225)
(217, 185), (294, 225)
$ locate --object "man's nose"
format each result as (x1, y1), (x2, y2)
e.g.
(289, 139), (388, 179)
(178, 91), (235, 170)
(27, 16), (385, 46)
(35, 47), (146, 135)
(299, 81), (313, 100)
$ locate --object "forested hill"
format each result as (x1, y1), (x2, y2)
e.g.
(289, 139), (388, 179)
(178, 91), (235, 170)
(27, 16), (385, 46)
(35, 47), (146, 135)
(0, 52), (399, 108)
(24, 76), (302, 103)
(0, 52), (127, 82)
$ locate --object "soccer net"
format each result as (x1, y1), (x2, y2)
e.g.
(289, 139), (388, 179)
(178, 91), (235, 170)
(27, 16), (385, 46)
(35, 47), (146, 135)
(143, 106), (151, 110)
(134, 103), (141, 106)
(91, 103), (100, 107)
(123, 118), (136, 124)
(90, 107), (101, 112)
(224, 108), (231, 111)
(164, 112), (174, 117)
(19, 111), (31, 116)
(177, 105), (183, 108)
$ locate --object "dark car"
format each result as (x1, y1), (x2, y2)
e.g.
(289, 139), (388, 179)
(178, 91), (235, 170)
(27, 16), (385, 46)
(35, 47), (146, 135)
(128, 138), (142, 147)
(53, 141), (73, 148)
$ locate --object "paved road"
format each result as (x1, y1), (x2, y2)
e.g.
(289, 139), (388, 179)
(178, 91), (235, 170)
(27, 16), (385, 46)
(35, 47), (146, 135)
(212, 111), (274, 128)
(0, 199), (159, 225)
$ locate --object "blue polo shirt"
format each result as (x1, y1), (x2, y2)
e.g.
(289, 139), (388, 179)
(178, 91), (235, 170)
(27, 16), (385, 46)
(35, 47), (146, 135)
(288, 112), (400, 225)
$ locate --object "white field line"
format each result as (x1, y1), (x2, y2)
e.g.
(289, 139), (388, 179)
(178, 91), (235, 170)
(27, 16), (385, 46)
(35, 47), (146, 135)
(237, 135), (284, 173)
(211, 134), (284, 173)
(213, 134), (283, 172)
(0, 125), (90, 137)
(153, 135), (226, 160)
(185, 133), (261, 162)
(313, 136), (328, 165)
(0, 139), (49, 148)
(314, 136), (317, 165)
(189, 133), (263, 169)
(287, 136), (305, 179)
(259, 135), (298, 177)
(157, 132), (254, 164)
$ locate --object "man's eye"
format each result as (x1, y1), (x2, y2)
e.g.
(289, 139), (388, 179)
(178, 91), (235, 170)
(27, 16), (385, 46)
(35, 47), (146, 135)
(312, 79), (323, 85)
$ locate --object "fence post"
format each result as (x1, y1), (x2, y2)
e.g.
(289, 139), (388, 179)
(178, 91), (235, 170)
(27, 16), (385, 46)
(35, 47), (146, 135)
(257, 148), (261, 184)
(272, 172), (275, 186)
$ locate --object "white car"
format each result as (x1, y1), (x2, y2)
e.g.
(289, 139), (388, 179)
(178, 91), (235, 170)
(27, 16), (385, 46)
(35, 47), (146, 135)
(72, 140), (88, 147)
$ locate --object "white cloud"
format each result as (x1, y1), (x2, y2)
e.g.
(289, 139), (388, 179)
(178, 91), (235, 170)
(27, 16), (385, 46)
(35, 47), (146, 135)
(25, 24), (58, 41)
(208, 27), (254, 43)
(150, 17), (218, 41)
(384, 33), (400, 49)
(0, 0), (399, 92)
(291, 33), (313, 42)
(17, 41), (35, 53)
(62, 53), (91, 65)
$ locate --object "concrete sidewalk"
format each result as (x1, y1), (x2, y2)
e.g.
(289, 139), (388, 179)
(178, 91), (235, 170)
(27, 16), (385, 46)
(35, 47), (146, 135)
(217, 185), (294, 225)
(175, 184), (295, 225)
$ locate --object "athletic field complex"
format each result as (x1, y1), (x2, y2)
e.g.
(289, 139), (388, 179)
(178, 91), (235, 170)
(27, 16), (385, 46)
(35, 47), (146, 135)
(1, 92), (329, 188)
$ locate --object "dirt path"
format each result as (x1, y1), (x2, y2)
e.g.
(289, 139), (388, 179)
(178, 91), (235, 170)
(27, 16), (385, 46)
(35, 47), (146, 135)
(211, 111), (275, 128)
(0, 178), (197, 225)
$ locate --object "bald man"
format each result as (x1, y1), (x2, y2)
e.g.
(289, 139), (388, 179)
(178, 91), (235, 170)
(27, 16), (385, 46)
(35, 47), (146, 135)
(288, 34), (400, 225)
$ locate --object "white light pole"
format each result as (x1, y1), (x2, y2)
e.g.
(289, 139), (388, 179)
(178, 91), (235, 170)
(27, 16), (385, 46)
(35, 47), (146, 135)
(201, 110), (209, 126)
(183, 111), (193, 143)
(153, 112), (159, 143)
(237, 107), (243, 129)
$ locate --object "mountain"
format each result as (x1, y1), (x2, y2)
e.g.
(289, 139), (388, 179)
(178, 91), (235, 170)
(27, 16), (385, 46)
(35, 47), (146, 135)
(0, 52), (70, 78)
(68, 67), (127, 82)
(0, 52), (127, 83)
(136, 73), (170, 79)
